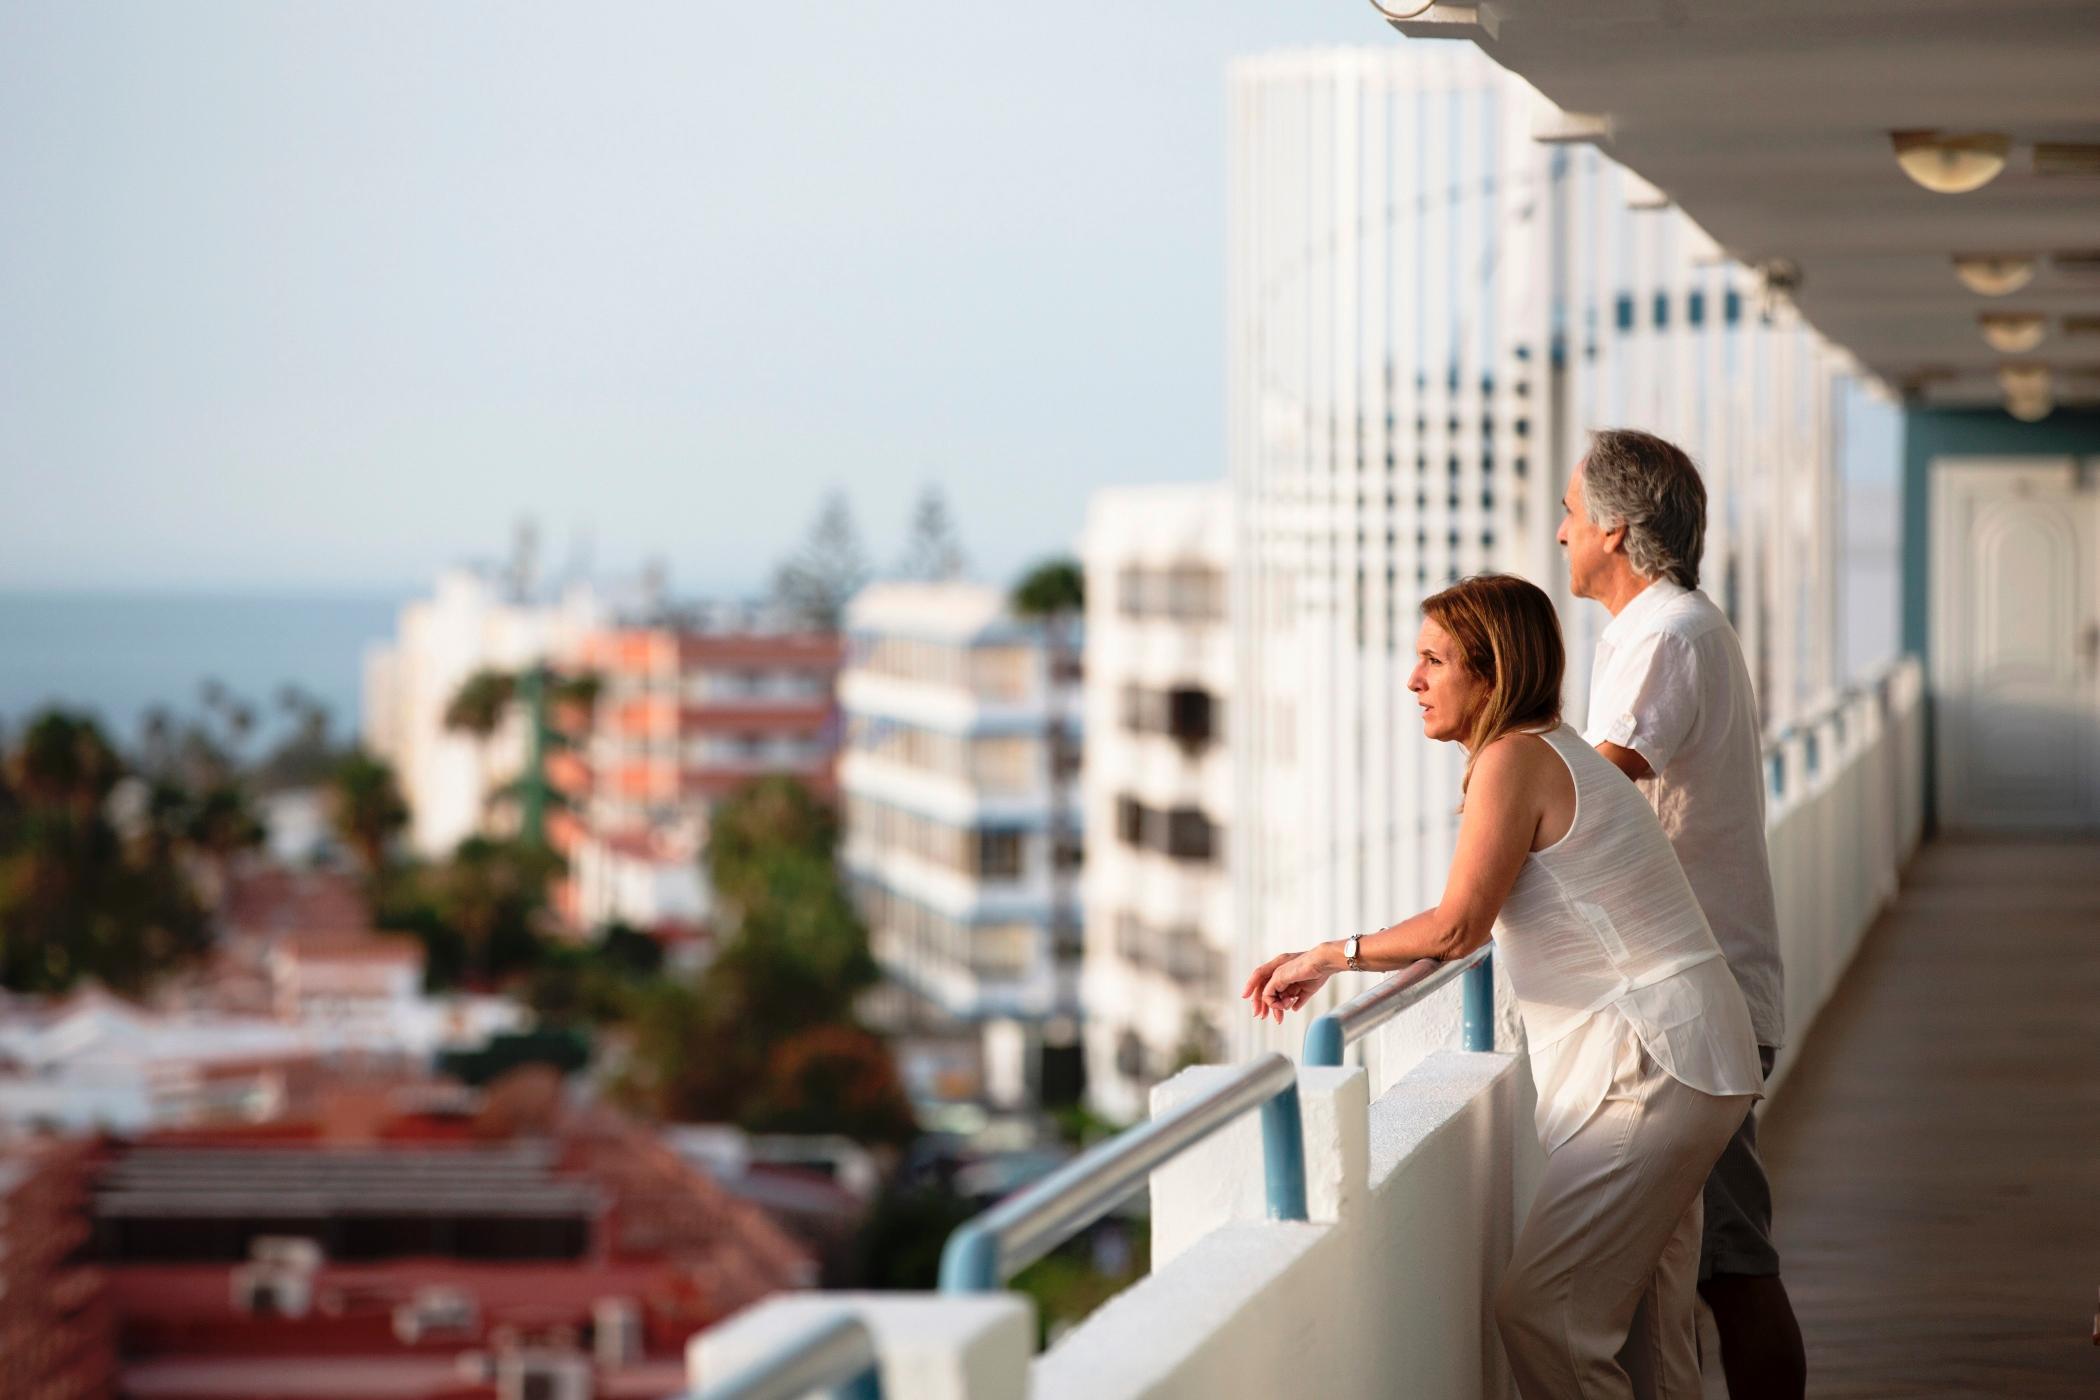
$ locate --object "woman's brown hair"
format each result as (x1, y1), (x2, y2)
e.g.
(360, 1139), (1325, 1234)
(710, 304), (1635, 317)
(1420, 573), (1564, 791)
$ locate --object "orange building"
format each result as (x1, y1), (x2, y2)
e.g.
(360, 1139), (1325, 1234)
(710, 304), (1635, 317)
(555, 624), (844, 939)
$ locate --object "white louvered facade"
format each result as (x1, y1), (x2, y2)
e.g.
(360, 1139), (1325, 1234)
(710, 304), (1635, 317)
(1227, 46), (1851, 1063)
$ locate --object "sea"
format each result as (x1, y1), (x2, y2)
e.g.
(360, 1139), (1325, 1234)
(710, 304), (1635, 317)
(0, 590), (406, 755)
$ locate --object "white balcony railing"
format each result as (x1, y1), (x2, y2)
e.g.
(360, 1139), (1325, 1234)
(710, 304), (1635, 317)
(691, 657), (1928, 1400)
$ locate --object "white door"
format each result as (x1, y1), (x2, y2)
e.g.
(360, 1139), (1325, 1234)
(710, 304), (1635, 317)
(1931, 458), (2100, 831)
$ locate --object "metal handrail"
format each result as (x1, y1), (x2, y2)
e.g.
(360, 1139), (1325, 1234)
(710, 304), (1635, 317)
(694, 1313), (882, 1400)
(1303, 946), (1495, 1066)
(938, 1051), (1307, 1292)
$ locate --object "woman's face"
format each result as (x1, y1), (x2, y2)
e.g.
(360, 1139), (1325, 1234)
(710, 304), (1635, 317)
(1409, 618), (1490, 744)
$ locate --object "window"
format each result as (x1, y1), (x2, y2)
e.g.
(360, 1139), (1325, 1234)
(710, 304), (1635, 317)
(1117, 566), (1145, 618)
(1116, 796), (1145, 846)
(971, 922), (1036, 978)
(976, 829), (1024, 881)
(1118, 563), (1225, 621)
(1166, 687), (1216, 746)
(1165, 807), (1217, 862)
(972, 735), (1036, 791)
(971, 646), (1034, 701)
(1052, 730), (1083, 780)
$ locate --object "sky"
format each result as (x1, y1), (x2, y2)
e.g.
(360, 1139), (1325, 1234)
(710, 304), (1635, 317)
(0, 2), (1382, 596)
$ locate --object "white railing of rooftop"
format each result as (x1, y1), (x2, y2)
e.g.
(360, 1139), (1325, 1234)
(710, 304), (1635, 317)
(1762, 655), (1925, 1098)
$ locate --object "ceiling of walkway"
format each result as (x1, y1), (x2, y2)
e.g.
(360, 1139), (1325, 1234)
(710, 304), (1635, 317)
(1444, 0), (2100, 406)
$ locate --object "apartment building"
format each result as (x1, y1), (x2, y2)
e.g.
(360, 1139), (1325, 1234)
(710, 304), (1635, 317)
(1078, 485), (1235, 1124)
(362, 568), (605, 858)
(559, 611), (843, 935)
(1227, 47), (1851, 1058)
(837, 582), (1082, 1110)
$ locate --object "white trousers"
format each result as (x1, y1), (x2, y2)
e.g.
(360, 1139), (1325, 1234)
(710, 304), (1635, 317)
(1494, 1032), (1753, 1399)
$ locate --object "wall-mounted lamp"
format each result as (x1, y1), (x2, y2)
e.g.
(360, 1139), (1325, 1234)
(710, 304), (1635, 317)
(1892, 130), (2010, 193)
(1952, 254), (2037, 295)
(1978, 313), (2048, 354)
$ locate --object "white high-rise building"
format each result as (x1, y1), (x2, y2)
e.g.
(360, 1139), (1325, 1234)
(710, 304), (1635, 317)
(362, 568), (605, 858)
(1228, 46), (1851, 1059)
(1078, 485), (1235, 1124)
(836, 582), (1083, 1110)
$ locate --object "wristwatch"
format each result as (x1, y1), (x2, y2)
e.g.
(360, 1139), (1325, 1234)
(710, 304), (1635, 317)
(1344, 934), (1364, 972)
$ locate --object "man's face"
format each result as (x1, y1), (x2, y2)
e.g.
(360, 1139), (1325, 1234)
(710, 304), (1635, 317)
(1557, 464), (1617, 601)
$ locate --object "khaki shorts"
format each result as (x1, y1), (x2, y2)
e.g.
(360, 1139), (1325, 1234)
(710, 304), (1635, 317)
(1699, 1044), (1781, 1281)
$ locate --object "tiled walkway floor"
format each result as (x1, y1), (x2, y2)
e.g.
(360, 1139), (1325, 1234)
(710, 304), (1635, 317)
(1760, 836), (2100, 1398)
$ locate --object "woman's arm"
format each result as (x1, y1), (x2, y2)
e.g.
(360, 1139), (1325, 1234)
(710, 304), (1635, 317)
(1242, 735), (1547, 1021)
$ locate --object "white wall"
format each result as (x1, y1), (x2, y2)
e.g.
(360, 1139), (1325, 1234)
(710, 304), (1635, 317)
(1080, 484), (1237, 1124)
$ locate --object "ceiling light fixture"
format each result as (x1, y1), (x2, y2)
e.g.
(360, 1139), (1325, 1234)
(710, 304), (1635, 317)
(1999, 363), (2052, 399)
(1979, 313), (2048, 354)
(2006, 391), (2054, 422)
(1891, 130), (2010, 193)
(1953, 255), (2036, 296)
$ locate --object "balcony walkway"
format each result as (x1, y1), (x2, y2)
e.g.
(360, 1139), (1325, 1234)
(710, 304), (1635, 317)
(1761, 836), (2100, 1398)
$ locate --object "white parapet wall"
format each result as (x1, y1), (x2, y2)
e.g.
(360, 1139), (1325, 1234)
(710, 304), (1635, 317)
(687, 1293), (1034, 1400)
(1033, 1051), (1541, 1400)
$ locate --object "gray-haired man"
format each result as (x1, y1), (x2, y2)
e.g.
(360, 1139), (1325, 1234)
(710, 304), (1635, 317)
(1557, 428), (1806, 1399)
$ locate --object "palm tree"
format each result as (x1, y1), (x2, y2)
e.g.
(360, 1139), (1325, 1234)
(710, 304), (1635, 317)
(443, 666), (598, 848)
(443, 669), (516, 740)
(1010, 557), (1085, 970)
(328, 751), (409, 878)
(12, 711), (126, 819)
(0, 710), (209, 994)
(441, 834), (564, 985)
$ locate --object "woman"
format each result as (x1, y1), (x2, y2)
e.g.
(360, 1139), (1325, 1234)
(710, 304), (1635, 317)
(1242, 573), (1761, 1398)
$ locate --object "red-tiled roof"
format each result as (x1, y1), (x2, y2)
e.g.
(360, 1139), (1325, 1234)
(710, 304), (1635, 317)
(220, 868), (371, 940)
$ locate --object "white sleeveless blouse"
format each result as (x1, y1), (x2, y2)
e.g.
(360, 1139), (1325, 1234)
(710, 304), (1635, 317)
(1494, 724), (1763, 1151)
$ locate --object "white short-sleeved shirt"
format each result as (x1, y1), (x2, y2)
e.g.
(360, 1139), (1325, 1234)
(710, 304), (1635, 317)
(1582, 580), (1786, 1048)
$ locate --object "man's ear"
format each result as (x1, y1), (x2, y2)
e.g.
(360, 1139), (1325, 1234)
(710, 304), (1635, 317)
(1600, 522), (1628, 556)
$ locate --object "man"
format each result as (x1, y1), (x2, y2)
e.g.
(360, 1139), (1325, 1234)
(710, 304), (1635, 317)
(1556, 428), (1807, 1399)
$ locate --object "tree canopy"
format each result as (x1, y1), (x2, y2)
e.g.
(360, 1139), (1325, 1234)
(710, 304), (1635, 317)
(1011, 556), (1084, 618)
(771, 490), (872, 630)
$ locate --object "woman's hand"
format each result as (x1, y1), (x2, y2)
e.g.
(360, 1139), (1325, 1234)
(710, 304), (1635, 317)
(1240, 945), (1338, 1024)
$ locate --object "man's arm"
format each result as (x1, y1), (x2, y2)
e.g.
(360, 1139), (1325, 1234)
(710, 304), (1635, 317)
(1596, 740), (1652, 782)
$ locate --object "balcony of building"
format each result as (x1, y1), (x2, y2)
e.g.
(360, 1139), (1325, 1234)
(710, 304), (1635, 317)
(687, 3), (2099, 1396)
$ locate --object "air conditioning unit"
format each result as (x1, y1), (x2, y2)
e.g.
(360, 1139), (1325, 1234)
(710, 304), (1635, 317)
(249, 1235), (325, 1272)
(497, 1348), (593, 1400)
(592, 1296), (643, 1368)
(392, 1285), (480, 1344)
(230, 1262), (313, 1318)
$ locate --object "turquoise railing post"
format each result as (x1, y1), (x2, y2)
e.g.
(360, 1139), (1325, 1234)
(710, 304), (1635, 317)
(1303, 1013), (1345, 1068)
(937, 1223), (1001, 1293)
(1461, 951), (1495, 1052)
(1259, 1080), (1308, 1221)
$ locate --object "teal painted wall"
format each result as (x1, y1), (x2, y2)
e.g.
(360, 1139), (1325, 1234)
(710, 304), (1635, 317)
(1901, 407), (2100, 666)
